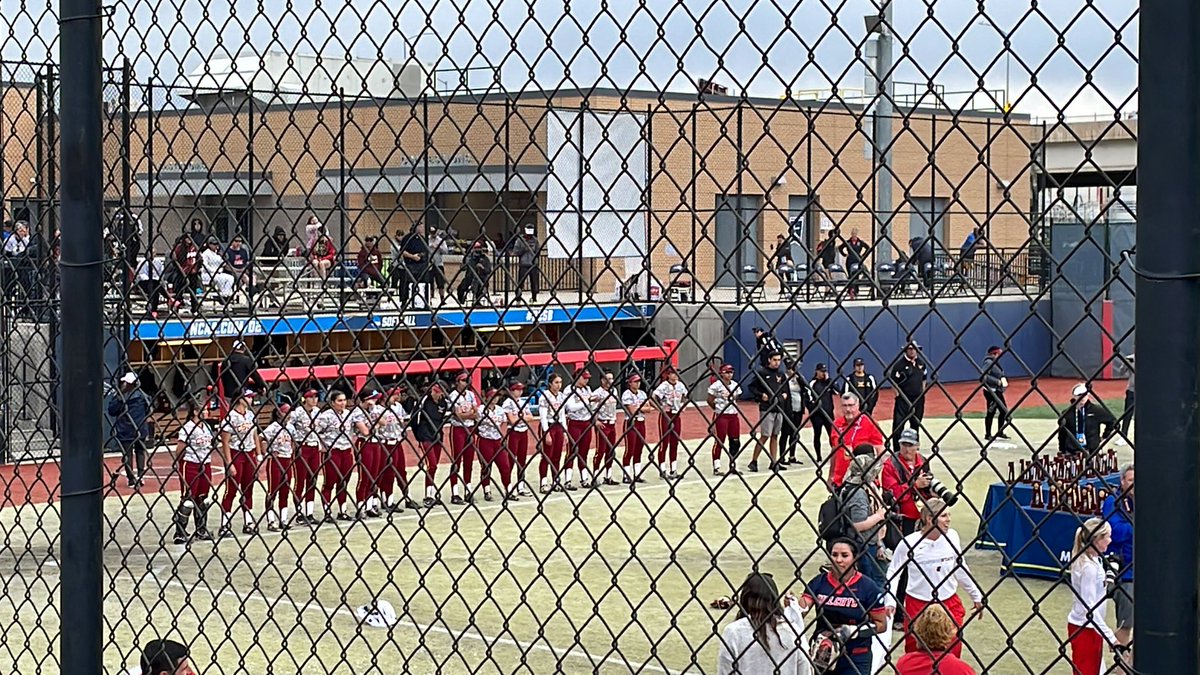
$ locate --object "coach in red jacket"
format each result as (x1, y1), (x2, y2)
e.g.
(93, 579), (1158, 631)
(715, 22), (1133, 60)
(829, 392), (885, 487)
(881, 428), (931, 536)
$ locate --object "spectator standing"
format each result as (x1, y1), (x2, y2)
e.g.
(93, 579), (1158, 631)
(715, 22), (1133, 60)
(187, 218), (208, 248)
(168, 234), (201, 313)
(958, 227), (981, 275)
(889, 341), (928, 453)
(1058, 383), (1117, 455)
(770, 233), (795, 287)
(260, 226), (290, 260)
(457, 240), (493, 305)
(747, 350), (789, 473)
(394, 222), (430, 307)
(1117, 355), (1134, 446)
(909, 237), (935, 291)
(842, 446), (890, 588)
(1066, 518), (1123, 675)
(829, 393), (885, 488)
(411, 383), (450, 507)
(219, 340), (265, 399)
(981, 345), (1010, 441)
(0, 220), (11, 241)
(838, 228), (869, 270)
(751, 327), (784, 369)
(107, 371), (153, 488)
(781, 360), (806, 466)
(804, 363), (838, 462)
(511, 224), (541, 301)
(223, 235), (253, 289)
(355, 235), (386, 287)
(303, 214), (325, 251)
(885, 499), (985, 658)
(3, 221), (30, 256)
(716, 573), (812, 675)
(1101, 464), (1134, 649)
(842, 358), (878, 416)
(881, 429), (930, 537)
(427, 228), (450, 303)
(894, 604), (977, 675)
(308, 233), (337, 279)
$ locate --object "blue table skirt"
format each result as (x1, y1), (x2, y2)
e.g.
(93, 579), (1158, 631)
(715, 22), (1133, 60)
(975, 473), (1122, 580)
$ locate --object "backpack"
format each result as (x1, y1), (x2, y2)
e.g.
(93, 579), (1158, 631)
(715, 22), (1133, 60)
(817, 487), (857, 544)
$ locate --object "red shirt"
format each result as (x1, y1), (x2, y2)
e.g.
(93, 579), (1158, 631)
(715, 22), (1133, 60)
(881, 451), (926, 521)
(895, 650), (976, 675)
(829, 414), (885, 486)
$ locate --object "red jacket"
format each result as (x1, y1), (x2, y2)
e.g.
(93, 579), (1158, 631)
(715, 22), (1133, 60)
(829, 414), (885, 486)
(895, 650), (976, 675)
(881, 451), (927, 521)
(310, 241), (337, 263)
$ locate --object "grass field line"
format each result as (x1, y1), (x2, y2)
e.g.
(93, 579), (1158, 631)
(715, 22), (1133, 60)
(136, 570), (688, 675)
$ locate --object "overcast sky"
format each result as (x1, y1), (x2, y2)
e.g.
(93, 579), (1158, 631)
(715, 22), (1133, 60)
(1, 0), (1137, 118)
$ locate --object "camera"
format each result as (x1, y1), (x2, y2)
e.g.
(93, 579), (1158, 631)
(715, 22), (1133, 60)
(925, 473), (960, 507)
(880, 492), (905, 521)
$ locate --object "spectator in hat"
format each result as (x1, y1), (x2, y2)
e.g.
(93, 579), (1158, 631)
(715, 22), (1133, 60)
(260, 225), (290, 260)
(223, 234), (253, 289)
(882, 429), (930, 537)
(981, 345), (1010, 442)
(134, 638), (197, 675)
(747, 350), (790, 473)
(107, 371), (153, 488)
(889, 341), (929, 453)
(803, 363), (839, 461)
(842, 358), (878, 416)
(1058, 383), (1117, 455)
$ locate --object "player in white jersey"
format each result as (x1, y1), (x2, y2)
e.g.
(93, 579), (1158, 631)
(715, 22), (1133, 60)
(502, 382), (537, 496)
(379, 386), (419, 512)
(355, 390), (388, 518)
(706, 363), (743, 475)
(652, 367), (689, 479)
(476, 388), (516, 501)
(447, 372), (480, 505)
(218, 389), (263, 537)
(563, 370), (595, 489)
(261, 403), (296, 531)
(173, 400), (222, 544)
(620, 373), (652, 483)
(287, 389), (323, 525)
(315, 390), (370, 522)
(590, 370), (621, 486)
(538, 374), (569, 493)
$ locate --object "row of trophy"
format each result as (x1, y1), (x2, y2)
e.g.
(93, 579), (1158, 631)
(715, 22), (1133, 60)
(1030, 482), (1110, 514)
(1006, 449), (1121, 485)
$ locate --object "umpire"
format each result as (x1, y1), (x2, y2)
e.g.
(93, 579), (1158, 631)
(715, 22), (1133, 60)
(889, 340), (928, 453)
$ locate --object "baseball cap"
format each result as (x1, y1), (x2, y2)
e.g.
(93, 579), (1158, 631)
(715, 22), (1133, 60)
(429, 383), (445, 395)
(277, 403), (292, 416)
(241, 388), (257, 399)
(853, 357), (865, 366)
(987, 345), (1003, 354)
(509, 382), (526, 391)
(719, 364), (734, 374)
(899, 429), (920, 446)
(815, 363), (828, 372)
(456, 372), (470, 382)
(119, 372), (137, 385)
(232, 339), (247, 351)
(302, 388), (319, 399)
(1072, 383), (1088, 397)
(627, 373), (642, 384)
(577, 370), (592, 381)
(905, 340), (921, 349)
(363, 390), (382, 401)
(752, 326), (764, 334)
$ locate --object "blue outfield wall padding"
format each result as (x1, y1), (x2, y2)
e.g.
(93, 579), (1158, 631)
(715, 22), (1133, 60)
(723, 297), (1054, 385)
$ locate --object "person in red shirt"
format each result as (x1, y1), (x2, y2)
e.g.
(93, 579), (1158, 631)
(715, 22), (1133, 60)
(881, 428), (932, 536)
(829, 392), (885, 487)
(309, 233), (337, 278)
(895, 603), (977, 675)
(355, 235), (386, 287)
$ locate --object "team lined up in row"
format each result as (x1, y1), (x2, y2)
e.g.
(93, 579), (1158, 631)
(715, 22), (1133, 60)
(167, 365), (760, 543)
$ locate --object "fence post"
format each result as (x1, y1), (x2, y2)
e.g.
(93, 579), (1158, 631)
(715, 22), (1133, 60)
(58, 0), (105, 670)
(1136, 0), (1200, 672)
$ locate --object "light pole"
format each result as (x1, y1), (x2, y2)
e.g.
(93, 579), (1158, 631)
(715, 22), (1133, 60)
(866, 1), (895, 263)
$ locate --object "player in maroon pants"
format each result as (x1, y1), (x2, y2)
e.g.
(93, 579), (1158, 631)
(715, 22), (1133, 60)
(218, 389), (262, 537)
(502, 382), (536, 496)
(172, 400), (220, 544)
(355, 390), (387, 518)
(706, 364), (743, 475)
(412, 383), (449, 507)
(379, 386), (419, 512)
(287, 389), (323, 525)
(563, 370), (595, 489)
(621, 373), (652, 483)
(261, 403), (295, 531)
(538, 374), (568, 493)
(447, 372), (480, 505)
(652, 368), (688, 479)
(476, 388), (515, 501)
(315, 391), (369, 522)
(590, 370), (620, 486)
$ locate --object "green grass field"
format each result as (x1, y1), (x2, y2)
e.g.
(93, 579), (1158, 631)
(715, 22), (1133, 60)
(0, 416), (1133, 674)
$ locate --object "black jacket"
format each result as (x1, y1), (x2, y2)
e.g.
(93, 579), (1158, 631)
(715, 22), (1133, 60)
(804, 376), (839, 420)
(221, 352), (264, 396)
(843, 372), (878, 412)
(1058, 401), (1116, 454)
(748, 367), (790, 413)
(982, 355), (1006, 393)
(755, 332), (783, 368)
(889, 355), (928, 402)
(412, 394), (449, 443)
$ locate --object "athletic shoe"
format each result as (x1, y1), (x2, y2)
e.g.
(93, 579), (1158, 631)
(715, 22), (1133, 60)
(727, 467), (741, 475)
(712, 469), (722, 477)
(984, 434), (994, 443)
(747, 461), (759, 473)
(622, 476), (631, 485)
(172, 534), (189, 545)
(336, 513), (353, 522)
(564, 483), (577, 492)
(405, 499), (421, 509)
(553, 484), (565, 492)
(322, 514), (335, 524)
(483, 492), (494, 502)
(540, 486), (552, 494)
(669, 471), (679, 480)
(422, 497), (437, 508)
(367, 509), (382, 518)
(997, 433), (1012, 440)
(635, 477), (647, 483)
(604, 478), (619, 486)
(242, 524), (258, 535)
(217, 527), (234, 540)
(451, 495), (464, 506)
(266, 523), (279, 533)
(505, 493), (520, 502)
(463, 494), (475, 505)
(280, 522), (290, 532)
(294, 514), (309, 526)
(193, 530), (213, 542)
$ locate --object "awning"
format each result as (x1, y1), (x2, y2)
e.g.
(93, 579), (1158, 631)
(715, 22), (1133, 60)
(313, 164), (549, 195)
(133, 170), (275, 199)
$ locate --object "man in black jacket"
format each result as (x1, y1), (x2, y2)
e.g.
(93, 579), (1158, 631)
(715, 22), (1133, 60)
(747, 351), (789, 472)
(412, 382), (450, 507)
(804, 363), (838, 460)
(981, 345), (1011, 441)
(842, 357), (878, 415)
(1059, 383), (1117, 455)
(752, 327), (784, 369)
(889, 341), (928, 453)
(220, 340), (265, 399)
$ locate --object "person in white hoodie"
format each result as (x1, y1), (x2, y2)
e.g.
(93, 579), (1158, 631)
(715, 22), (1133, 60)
(715, 572), (812, 675)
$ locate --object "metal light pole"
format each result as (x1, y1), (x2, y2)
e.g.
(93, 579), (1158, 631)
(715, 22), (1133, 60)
(867, 1), (895, 263)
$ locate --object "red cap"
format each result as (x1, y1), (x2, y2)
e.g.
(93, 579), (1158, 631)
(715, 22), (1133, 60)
(302, 388), (319, 399)
(719, 364), (734, 374)
(662, 367), (677, 377)
(509, 382), (526, 391)
(578, 371), (591, 380)
(456, 372), (470, 382)
(277, 403), (292, 416)
(473, 241), (483, 249)
(484, 387), (498, 399)
(363, 390), (382, 401)
(388, 386), (406, 397)
(430, 383), (445, 395)
(627, 373), (642, 384)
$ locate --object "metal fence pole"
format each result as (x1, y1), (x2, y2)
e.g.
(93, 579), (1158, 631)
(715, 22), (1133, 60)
(58, 0), (104, 670)
(1136, 1), (1200, 672)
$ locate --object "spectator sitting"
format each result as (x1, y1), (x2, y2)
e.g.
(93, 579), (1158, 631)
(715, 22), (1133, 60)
(4, 221), (31, 256)
(304, 214), (325, 250)
(770, 233), (794, 285)
(260, 225), (290, 260)
(223, 235), (253, 288)
(186, 218), (208, 248)
(894, 604), (977, 675)
(309, 233), (337, 279)
(199, 237), (236, 303)
(356, 235), (386, 287)
(1, 220), (12, 241)
(134, 249), (168, 316)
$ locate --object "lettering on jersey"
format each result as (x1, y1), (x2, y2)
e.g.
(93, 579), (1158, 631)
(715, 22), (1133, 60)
(811, 594), (865, 609)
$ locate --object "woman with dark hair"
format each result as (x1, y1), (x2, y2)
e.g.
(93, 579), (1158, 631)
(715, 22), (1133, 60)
(187, 218), (208, 248)
(218, 389), (262, 537)
(172, 400), (221, 544)
(502, 382), (536, 496)
(476, 388), (515, 502)
(315, 390), (370, 521)
(799, 538), (888, 675)
(537, 374), (568, 493)
(309, 233), (337, 279)
(716, 572), (812, 675)
(261, 402), (295, 531)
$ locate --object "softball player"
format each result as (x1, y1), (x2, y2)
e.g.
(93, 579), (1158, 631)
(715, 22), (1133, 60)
(316, 391), (369, 522)
(286, 389), (323, 525)
(172, 401), (221, 544)
(538, 374), (568, 493)
(502, 382), (536, 496)
(653, 367), (688, 479)
(218, 389), (263, 537)
(261, 403), (295, 531)
(706, 363), (742, 475)
(621, 373), (651, 483)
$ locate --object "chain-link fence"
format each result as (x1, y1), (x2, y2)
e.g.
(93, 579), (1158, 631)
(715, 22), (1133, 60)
(0, 0), (1174, 672)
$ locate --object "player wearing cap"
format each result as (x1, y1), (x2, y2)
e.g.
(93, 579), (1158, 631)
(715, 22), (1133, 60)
(286, 389), (323, 525)
(882, 429), (930, 537)
(378, 387), (419, 512)
(538, 374), (569, 493)
(621, 373), (652, 483)
(412, 382), (450, 507)
(447, 372), (480, 505)
(503, 382), (537, 496)
(706, 363), (742, 475)
(653, 367), (689, 479)
(218, 389), (263, 537)
(843, 358), (878, 416)
(981, 346), (1011, 442)
(564, 369), (596, 489)
(889, 341), (929, 453)
(590, 371), (621, 486)
(830, 392), (886, 488)
(261, 402), (296, 531)
(355, 390), (388, 518)
(804, 363), (839, 462)
(172, 400), (221, 544)
(316, 390), (370, 522)
(476, 388), (516, 501)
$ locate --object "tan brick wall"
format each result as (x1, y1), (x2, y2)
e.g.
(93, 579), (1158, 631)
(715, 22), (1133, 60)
(0, 83), (42, 203)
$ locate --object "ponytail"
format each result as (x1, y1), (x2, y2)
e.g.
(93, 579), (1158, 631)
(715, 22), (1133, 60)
(1071, 517), (1111, 571)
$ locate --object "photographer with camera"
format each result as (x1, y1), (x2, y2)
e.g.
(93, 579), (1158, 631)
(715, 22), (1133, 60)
(1101, 464), (1134, 650)
(881, 429), (929, 537)
(885, 499), (984, 658)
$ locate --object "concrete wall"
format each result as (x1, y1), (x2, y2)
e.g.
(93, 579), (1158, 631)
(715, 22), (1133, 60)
(721, 296), (1053, 385)
(650, 303), (727, 400)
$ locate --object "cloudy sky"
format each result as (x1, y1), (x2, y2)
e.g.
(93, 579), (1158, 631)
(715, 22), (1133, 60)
(2, 0), (1137, 118)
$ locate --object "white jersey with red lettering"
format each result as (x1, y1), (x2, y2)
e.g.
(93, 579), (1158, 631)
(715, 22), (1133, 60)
(654, 381), (689, 414)
(316, 408), (363, 451)
(622, 389), (649, 422)
(448, 389), (479, 428)
(177, 420), (214, 465)
(262, 421), (294, 459)
(222, 408), (259, 453)
(287, 405), (322, 447)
